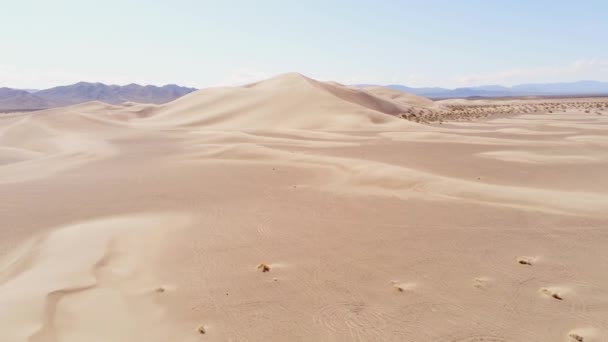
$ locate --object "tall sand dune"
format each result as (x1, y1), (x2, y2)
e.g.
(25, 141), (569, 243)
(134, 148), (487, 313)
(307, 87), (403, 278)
(134, 73), (428, 130)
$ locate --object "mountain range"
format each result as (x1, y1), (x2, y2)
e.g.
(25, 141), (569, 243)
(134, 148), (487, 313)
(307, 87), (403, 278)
(358, 80), (608, 99)
(0, 82), (196, 111)
(3, 79), (608, 112)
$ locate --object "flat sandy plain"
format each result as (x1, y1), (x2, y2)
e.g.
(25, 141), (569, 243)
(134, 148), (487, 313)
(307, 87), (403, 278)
(1, 74), (608, 342)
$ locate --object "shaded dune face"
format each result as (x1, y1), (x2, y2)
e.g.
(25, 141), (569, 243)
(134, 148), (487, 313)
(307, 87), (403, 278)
(1, 74), (608, 342)
(0, 214), (192, 342)
(361, 86), (441, 109)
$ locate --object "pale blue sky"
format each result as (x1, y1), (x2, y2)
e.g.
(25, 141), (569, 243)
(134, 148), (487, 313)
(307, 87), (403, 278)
(2, 0), (607, 88)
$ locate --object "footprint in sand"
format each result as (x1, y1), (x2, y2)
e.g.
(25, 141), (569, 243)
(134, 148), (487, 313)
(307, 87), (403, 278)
(391, 281), (416, 292)
(567, 327), (601, 342)
(452, 336), (513, 342)
(473, 277), (492, 289)
(517, 256), (536, 265)
(540, 286), (566, 300)
(150, 284), (175, 294)
(569, 333), (584, 342)
(197, 325), (206, 334)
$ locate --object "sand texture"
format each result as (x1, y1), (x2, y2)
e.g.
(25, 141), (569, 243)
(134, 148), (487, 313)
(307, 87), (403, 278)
(1, 74), (608, 342)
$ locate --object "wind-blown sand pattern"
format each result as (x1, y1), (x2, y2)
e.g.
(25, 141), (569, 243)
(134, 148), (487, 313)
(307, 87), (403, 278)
(1, 74), (608, 341)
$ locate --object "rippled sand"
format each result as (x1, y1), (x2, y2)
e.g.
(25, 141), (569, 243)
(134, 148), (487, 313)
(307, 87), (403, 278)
(1, 74), (608, 341)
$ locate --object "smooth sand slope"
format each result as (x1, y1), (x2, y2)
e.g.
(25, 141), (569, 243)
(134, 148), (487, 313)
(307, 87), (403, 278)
(1, 73), (608, 342)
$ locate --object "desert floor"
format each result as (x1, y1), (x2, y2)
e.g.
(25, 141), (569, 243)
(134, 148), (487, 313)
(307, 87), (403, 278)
(1, 81), (608, 341)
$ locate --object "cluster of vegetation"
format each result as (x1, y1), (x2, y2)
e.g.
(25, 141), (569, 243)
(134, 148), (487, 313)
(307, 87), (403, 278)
(397, 100), (608, 123)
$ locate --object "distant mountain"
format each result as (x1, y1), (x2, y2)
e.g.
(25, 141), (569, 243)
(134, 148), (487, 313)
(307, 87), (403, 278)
(359, 81), (608, 99)
(0, 88), (52, 111)
(0, 82), (197, 111)
(510, 80), (608, 95)
(34, 82), (197, 107)
(0, 87), (34, 101)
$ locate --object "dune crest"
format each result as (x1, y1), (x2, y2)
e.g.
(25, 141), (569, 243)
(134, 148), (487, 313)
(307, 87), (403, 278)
(128, 73), (436, 130)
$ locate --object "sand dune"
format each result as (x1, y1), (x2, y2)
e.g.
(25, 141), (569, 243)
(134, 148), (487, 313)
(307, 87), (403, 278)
(1, 74), (608, 341)
(0, 214), (191, 342)
(362, 86), (443, 109)
(130, 73), (437, 130)
(0, 113), (117, 183)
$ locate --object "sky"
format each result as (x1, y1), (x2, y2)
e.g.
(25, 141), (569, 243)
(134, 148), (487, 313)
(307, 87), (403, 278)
(1, 0), (607, 89)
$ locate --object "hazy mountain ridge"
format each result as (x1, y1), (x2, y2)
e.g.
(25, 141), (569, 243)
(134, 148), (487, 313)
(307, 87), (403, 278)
(0, 88), (55, 111)
(0, 82), (196, 111)
(4, 79), (608, 112)
(359, 80), (608, 98)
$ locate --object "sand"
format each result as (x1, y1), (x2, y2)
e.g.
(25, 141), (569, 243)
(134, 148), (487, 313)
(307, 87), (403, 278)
(1, 73), (608, 341)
